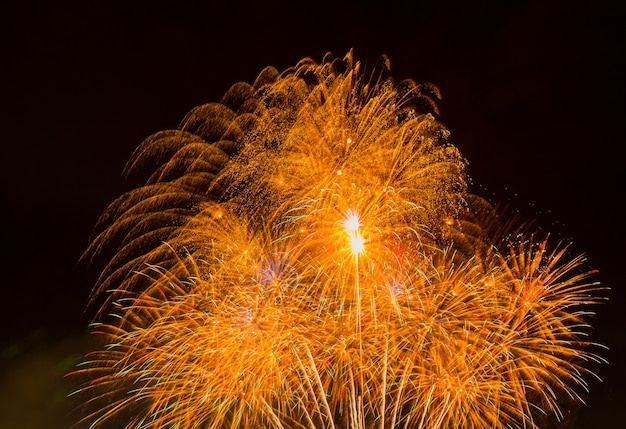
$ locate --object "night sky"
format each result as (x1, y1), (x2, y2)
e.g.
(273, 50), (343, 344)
(1, 1), (624, 428)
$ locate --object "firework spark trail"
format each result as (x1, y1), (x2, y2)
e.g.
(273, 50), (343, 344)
(72, 50), (607, 428)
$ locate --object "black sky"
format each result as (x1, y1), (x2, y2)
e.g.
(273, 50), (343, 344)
(1, 1), (624, 428)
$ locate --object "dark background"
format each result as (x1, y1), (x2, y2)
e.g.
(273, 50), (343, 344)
(1, 1), (624, 428)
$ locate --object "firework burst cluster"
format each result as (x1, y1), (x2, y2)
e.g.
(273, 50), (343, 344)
(74, 51), (605, 428)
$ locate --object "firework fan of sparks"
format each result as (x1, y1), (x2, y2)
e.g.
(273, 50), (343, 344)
(72, 50), (607, 429)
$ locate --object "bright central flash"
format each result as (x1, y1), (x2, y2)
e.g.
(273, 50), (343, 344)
(350, 234), (365, 255)
(344, 210), (365, 255)
(343, 210), (360, 231)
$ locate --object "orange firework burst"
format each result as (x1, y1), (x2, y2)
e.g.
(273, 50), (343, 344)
(72, 51), (607, 428)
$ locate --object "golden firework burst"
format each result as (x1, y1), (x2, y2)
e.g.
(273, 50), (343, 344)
(72, 50), (606, 429)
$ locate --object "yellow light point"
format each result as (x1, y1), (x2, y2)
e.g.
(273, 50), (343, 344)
(346, 137), (352, 144)
(336, 169), (342, 176)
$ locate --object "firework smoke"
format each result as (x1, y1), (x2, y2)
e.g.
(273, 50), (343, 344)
(72, 51), (606, 428)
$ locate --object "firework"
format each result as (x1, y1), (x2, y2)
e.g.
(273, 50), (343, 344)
(72, 50), (606, 428)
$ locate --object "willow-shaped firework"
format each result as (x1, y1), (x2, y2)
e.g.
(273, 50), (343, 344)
(73, 51), (606, 429)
